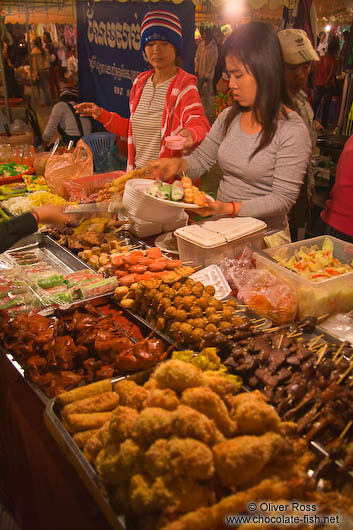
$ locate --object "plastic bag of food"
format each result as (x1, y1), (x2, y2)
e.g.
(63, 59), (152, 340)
(217, 246), (297, 323)
(44, 139), (93, 198)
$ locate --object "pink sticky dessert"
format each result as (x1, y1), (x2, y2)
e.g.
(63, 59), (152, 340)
(165, 135), (187, 150)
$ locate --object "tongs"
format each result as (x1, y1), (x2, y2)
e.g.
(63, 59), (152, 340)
(64, 198), (128, 218)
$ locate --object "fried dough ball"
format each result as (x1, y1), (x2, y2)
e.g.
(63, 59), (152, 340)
(197, 296), (210, 310)
(182, 296), (195, 310)
(131, 407), (173, 444)
(116, 438), (143, 480)
(181, 387), (237, 437)
(109, 406), (139, 444)
(171, 405), (224, 446)
(205, 323), (218, 334)
(114, 380), (149, 411)
(189, 306), (203, 319)
(184, 278), (195, 287)
(192, 284), (204, 297)
(191, 328), (204, 343)
(175, 309), (188, 322)
(144, 437), (214, 480)
(179, 322), (193, 339)
(174, 296), (184, 307)
(172, 282), (182, 290)
(129, 473), (155, 514)
(160, 298), (172, 309)
(204, 306), (216, 317)
(208, 313), (221, 325)
(165, 306), (177, 319)
(145, 388), (179, 411)
(154, 359), (203, 392)
(208, 298), (223, 311)
(143, 376), (158, 391)
(193, 317), (207, 329)
(204, 285), (216, 296)
(219, 320), (231, 330)
(225, 298), (237, 308)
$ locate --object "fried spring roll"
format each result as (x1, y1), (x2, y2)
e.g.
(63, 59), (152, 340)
(66, 411), (114, 433)
(57, 379), (112, 406)
(73, 429), (99, 449)
(62, 392), (119, 418)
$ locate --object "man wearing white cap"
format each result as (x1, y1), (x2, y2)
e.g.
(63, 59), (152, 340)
(278, 28), (320, 240)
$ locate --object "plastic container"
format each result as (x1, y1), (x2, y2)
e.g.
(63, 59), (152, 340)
(165, 135), (186, 150)
(63, 170), (125, 199)
(190, 264), (231, 300)
(175, 217), (267, 268)
(254, 235), (353, 319)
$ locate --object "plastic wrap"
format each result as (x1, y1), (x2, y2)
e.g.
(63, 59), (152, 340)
(217, 247), (297, 324)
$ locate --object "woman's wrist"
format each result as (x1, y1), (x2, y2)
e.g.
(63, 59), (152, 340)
(217, 201), (241, 216)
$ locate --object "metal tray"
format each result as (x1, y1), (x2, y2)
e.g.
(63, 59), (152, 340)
(44, 370), (151, 530)
(7, 232), (92, 272)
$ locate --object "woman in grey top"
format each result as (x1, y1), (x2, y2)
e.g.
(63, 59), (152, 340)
(147, 22), (311, 241)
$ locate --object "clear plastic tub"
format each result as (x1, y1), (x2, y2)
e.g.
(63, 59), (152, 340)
(190, 264), (231, 300)
(254, 235), (353, 319)
(175, 217), (266, 268)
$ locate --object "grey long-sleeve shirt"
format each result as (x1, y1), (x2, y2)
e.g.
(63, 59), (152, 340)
(43, 101), (92, 143)
(184, 109), (311, 234)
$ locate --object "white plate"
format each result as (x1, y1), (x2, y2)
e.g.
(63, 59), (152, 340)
(143, 191), (214, 209)
(155, 232), (179, 255)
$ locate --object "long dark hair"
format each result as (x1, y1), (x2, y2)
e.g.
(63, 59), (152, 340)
(223, 22), (293, 158)
(33, 36), (45, 57)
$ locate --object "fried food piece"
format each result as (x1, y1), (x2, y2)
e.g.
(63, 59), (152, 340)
(131, 407), (173, 445)
(95, 443), (120, 485)
(72, 429), (99, 449)
(159, 478), (295, 530)
(129, 473), (214, 516)
(143, 377), (158, 391)
(145, 388), (179, 411)
(154, 360), (203, 393)
(153, 476), (215, 515)
(109, 406), (139, 444)
(228, 391), (281, 435)
(66, 411), (114, 433)
(171, 405), (224, 446)
(57, 378), (112, 405)
(201, 371), (240, 400)
(62, 391), (119, 417)
(181, 387), (236, 437)
(83, 420), (111, 464)
(114, 379), (149, 410)
(144, 437), (214, 480)
(213, 432), (286, 488)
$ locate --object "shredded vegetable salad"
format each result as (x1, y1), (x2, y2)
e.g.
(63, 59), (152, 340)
(1, 191), (68, 215)
(0, 163), (29, 177)
(274, 238), (353, 282)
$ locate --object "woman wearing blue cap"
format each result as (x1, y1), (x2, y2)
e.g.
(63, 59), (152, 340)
(75, 9), (210, 172)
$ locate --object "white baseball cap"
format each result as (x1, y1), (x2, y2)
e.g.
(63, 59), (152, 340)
(278, 29), (319, 64)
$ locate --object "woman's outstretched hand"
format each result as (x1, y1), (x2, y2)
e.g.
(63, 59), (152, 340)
(145, 157), (187, 182)
(74, 102), (102, 120)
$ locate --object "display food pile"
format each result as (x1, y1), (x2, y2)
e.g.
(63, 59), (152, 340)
(56, 357), (353, 530)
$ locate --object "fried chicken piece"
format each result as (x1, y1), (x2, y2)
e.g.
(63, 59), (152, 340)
(129, 473), (214, 516)
(145, 388), (179, 411)
(213, 432), (286, 489)
(144, 437), (214, 480)
(83, 420), (111, 464)
(228, 391), (281, 435)
(201, 371), (240, 399)
(109, 406), (139, 443)
(154, 360), (203, 393)
(131, 407), (173, 445)
(159, 478), (297, 530)
(144, 377), (158, 391)
(96, 437), (143, 485)
(181, 387), (236, 437)
(171, 405), (224, 446)
(114, 379), (148, 410)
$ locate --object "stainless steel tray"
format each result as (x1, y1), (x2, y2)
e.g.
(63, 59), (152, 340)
(8, 232), (92, 272)
(44, 370), (151, 530)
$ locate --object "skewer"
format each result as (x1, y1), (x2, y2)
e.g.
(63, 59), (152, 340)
(277, 334), (284, 349)
(317, 313), (330, 322)
(308, 334), (324, 347)
(338, 363), (353, 384)
(315, 344), (328, 365)
(287, 331), (303, 339)
(250, 317), (267, 324)
(264, 326), (280, 333)
(339, 420), (353, 439)
(253, 321), (269, 329)
(332, 342), (345, 362)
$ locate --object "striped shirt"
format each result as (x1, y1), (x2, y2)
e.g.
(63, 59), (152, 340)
(131, 76), (173, 169)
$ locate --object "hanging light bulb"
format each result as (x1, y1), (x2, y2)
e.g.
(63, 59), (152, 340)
(325, 24), (331, 32)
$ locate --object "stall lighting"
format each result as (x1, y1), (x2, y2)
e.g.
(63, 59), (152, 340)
(223, 0), (245, 18)
(325, 24), (331, 32)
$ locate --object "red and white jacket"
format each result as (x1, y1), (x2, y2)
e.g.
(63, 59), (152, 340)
(98, 67), (210, 172)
